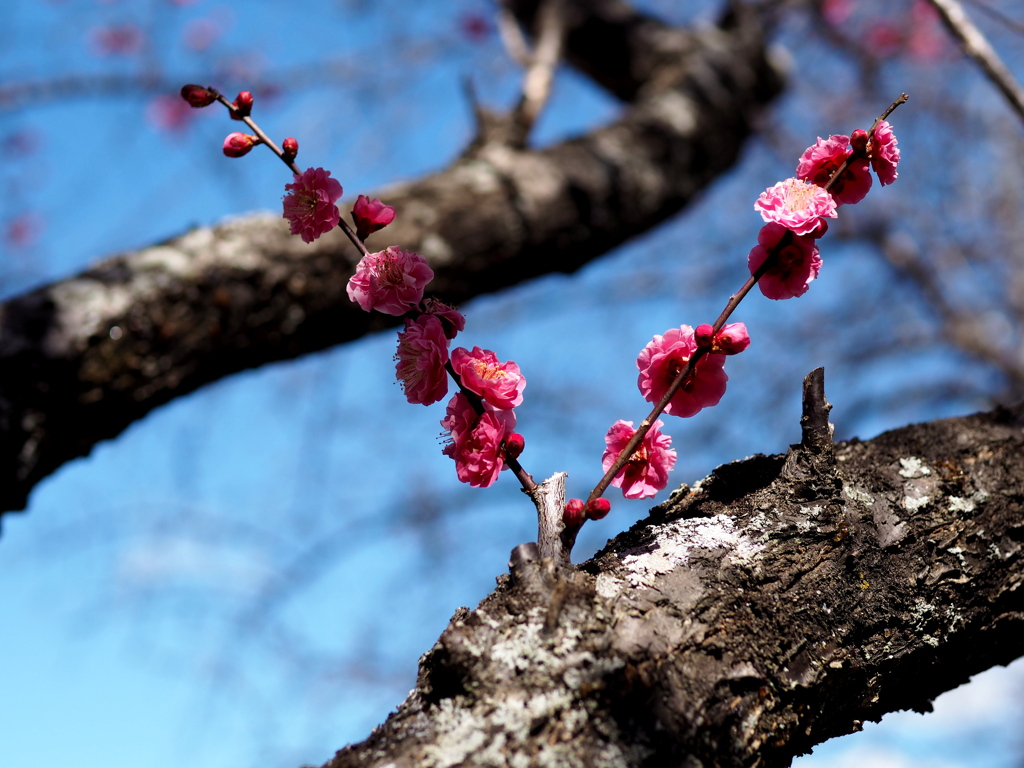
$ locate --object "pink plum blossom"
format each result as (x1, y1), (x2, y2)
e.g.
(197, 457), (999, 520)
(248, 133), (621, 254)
(441, 393), (517, 488)
(352, 195), (397, 240)
(421, 298), (466, 340)
(346, 246), (434, 315)
(796, 135), (872, 206)
(637, 326), (728, 418)
(870, 120), (900, 185)
(748, 222), (822, 300)
(755, 177), (837, 236)
(602, 419), (677, 499)
(450, 346), (525, 410)
(282, 167), (343, 244)
(395, 315), (450, 405)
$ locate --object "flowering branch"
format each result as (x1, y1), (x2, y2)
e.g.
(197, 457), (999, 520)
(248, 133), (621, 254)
(580, 95), (908, 549)
(184, 75), (906, 570)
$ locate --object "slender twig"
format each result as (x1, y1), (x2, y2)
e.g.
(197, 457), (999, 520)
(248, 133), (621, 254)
(514, 0), (566, 134)
(926, 0), (1024, 126)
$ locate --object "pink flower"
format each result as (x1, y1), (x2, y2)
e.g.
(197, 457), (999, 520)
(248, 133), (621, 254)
(796, 135), (872, 206)
(637, 327), (728, 418)
(282, 167), (343, 244)
(346, 247), (434, 315)
(602, 420), (677, 499)
(395, 315), (450, 405)
(748, 222), (822, 300)
(755, 177), (837, 236)
(441, 393), (517, 488)
(870, 120), (900, 186)
(421, 298), (466, 340)
(450, 346), (525, 410)
(352, 195), (397, 240)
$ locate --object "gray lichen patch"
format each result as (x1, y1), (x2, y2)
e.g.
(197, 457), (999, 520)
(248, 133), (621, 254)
(618, 514), (766, 587)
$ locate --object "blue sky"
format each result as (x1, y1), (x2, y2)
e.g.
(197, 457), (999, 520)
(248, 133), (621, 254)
(2, 1), (1023, 767)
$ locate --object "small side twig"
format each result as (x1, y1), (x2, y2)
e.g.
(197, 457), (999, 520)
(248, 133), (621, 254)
(514, 0), (567, 135)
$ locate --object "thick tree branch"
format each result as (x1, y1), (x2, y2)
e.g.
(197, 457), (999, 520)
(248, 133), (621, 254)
(0, 3), (783, 519)
(324, 399), (1024, 767)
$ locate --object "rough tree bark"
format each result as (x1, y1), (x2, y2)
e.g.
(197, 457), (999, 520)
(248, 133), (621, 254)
(0, 1), (782, 518)
(323, 377), (1024, 768)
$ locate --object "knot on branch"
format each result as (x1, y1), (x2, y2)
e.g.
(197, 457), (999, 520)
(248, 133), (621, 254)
(782, 367), (842, 500)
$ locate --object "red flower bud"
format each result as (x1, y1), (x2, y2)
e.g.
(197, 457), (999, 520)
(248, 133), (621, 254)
(222, 132), (260, 158)
(504, 432), (525, 460)
(694, 324), (715, 349)
(231, 90), (252, 118)
(850, 128), (869, 154)
(713, 322), (750, 355)
(180, 84), (216, 108)
(281, 137), (299, 162)
(585, 498), (611, 520)
(563, 498), (585, 529)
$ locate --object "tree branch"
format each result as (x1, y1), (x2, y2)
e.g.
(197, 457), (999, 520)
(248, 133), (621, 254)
(927, 0), (1024, 126)
(0, 2), (783, 520)
(324, 398), (1024, 767)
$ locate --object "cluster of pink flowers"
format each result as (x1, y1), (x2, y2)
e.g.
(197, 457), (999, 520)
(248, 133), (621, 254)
(752, 120), (900, 300)
(598, 322), (745, 501)
(440, 394), (522, 488)
(438, 346), (526, 487)
(340, 227), (524, 489)
(195, 80), (905, 535)
(598, 118), (900, 504)
(191, 80), (529, 492)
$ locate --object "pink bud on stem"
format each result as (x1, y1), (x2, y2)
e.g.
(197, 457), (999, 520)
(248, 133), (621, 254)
(229, 91), (254, 120)
(281, 137), (299, 163)
(222, 132), (260, 157)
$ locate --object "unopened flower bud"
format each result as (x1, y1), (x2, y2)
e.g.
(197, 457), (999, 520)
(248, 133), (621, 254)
(180, 84), (216, 108)
(694, 324), (715, 349)
(713, 322), (750, 355)
(563, 498), (585, 529)
(230, 91), (253, 119)
(281, 137), (299, 162)
(504, 432), (525, 460)
(850, 128), (869, 154)
(223, 132), (260, 158)
(585, 498), (611, 520)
